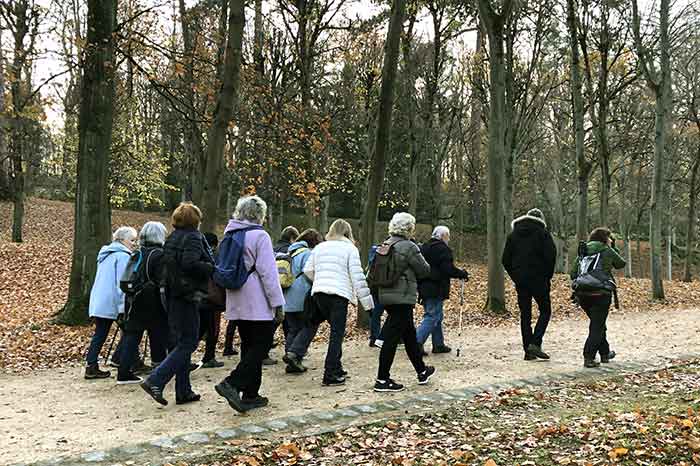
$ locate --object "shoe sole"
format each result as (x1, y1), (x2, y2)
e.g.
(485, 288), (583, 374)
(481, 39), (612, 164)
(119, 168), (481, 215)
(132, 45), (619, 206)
(322, 381), (345, 387)
(116, 379), (143, 385)
(215, 384), (248, 413)
(374, 387), (405, 393)
(84, 375), (110, 380)
(418, 369), (436, 385)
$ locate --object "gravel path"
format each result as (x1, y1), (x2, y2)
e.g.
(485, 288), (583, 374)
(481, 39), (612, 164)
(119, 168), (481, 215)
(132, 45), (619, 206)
(1, 307), (698, 465)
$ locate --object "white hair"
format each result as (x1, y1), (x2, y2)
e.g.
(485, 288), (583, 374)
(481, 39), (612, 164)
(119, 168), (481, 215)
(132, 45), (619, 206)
(432, 225), (450, 240)
(388, 212), (416, 237)
(113, 226), (138, 243)
(139, 221), (167, 246)
(233, 195), (267, 224)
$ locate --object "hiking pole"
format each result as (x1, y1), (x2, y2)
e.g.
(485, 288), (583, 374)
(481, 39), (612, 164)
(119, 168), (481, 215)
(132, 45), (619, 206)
(456, 280), (465, 357)
(104, 325), (119, 366)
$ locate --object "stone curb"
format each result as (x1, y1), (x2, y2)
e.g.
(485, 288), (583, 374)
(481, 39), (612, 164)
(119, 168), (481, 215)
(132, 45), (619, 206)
(20, 354), (699, 466)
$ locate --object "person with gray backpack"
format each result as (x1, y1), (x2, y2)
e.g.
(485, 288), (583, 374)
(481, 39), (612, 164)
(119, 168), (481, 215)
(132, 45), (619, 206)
(570, 227), (626, 368)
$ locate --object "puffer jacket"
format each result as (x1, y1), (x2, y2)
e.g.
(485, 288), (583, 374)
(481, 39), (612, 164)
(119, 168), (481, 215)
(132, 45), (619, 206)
(303, 237), (374, 311)
(377, 236), (431, 306)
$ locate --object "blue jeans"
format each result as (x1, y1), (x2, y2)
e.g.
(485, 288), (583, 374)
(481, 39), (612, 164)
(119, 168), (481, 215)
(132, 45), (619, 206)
(149, 298), (200, 398)
(370, 301), (385, 341)
(285, 312), (319, 359)
(86, 317), (116, 366)
(416, 299), (445, 347)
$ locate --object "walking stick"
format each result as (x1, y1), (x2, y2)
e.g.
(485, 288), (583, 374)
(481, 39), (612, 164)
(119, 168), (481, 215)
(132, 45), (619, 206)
(104, 325), (119, 365)
(456, 280), (465, 357)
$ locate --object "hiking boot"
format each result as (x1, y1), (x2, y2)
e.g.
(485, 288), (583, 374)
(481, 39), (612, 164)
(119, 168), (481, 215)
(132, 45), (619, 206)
(374, 379), (405, 393)
(417, 343), (428, 357)
(322, 375), (346, 387)
(584, 359), (600, 368)
(215, 380), (247, 413)
(432, 345), (452, 354)
(262, 357), (278, 366)
(242, 395), (269, 409)
(140, 379), (168, 406)
(222, 347), (239, 357)
(527, 344), (550, 360)
(524, 352), (537, 361)
(116, 372), (143, 385)
(417, 366), (436, 385)
(285, 364), (305, 374)
(188, 361), (203, 373)
(283, 353), (306, 373)
(84, 364), (111, 380)
(201, 359), (225, 369)
(176, 391), (201, 405)
(600, 351), (616, 363)
(131, 360), (152, 375)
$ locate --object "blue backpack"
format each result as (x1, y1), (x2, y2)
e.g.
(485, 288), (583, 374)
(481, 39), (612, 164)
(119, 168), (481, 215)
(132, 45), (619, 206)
(213, 226), (263, 289)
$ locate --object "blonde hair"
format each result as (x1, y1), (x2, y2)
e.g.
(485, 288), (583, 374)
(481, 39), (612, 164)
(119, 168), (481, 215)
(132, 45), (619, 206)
(326, 219), (354, 242)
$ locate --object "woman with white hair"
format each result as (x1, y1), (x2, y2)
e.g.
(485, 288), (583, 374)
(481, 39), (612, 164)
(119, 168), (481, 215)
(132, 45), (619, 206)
(303, 219), (374, 387)
(116, 221), (171, 385)
(84, 226), (138, 380)
(215, 196), (285, 413)
(416, 225), (469, 355)
(371, 212), (435, 392)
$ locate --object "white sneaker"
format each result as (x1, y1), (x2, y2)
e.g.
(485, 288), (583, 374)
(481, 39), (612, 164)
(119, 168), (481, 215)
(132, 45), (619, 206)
(375, 339), (384, 348)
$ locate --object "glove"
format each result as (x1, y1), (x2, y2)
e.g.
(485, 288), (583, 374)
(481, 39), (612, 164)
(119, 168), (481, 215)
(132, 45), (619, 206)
(462, 270), (470, 281)
(274, 306), (284, 324)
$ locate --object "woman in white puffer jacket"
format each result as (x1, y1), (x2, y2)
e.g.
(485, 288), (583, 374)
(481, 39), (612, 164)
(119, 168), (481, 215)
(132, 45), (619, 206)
(304, 219), (374, 386)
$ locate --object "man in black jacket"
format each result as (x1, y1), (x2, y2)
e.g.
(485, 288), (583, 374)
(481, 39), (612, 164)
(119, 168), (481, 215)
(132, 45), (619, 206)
(417, 226), (469, 355)
(502, 208), (557, 361)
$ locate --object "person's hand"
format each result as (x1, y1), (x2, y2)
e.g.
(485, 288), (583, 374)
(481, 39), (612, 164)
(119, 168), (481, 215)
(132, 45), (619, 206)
(461, 270), (469, 281)
(274, 306), (284, 324)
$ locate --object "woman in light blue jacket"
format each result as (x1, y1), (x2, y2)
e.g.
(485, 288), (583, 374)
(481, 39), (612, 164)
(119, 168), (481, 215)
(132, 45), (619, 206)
(84, 226), (138, 380)
(282, 229), (323, 374)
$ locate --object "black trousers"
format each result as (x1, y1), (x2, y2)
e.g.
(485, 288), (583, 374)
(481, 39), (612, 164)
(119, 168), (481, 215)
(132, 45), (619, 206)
(377, 304), (426, 380)
(199, 308), (222, 362)
(314, 293), (349, 378)
(225, 320), (275, 399)
(578, 294), (612, 359)
(516, 283), (552, 351)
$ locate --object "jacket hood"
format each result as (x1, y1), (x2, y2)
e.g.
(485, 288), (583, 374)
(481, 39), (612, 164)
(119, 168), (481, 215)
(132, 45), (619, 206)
(97, 242), (131, 263)
(511, 215), (547, 236)
(225, 219), (262, 233)
(586, 241), (607, 254)
(288, 241), (309, 254)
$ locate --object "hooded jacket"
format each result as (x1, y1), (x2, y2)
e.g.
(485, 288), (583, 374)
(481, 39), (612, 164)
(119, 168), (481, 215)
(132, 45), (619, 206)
(418, 238), (469, 301)
(283, 241), (312, 313)
(163, 227), (215, 300)
(570, 241), (626, 288)
(88, 242), (132, 320)
(502, 214), (557, 289)
(223, 219), (285, 321)
(376, 236), (431, 307)
(303, 237), (374, 311)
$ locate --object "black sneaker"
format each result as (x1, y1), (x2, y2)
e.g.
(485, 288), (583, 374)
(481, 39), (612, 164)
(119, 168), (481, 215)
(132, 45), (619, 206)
(176, 391), (201, 405)
(374, 379), (404, 393)
(432, 345), (452, 354)
(417, 366), (436, 385)
(222, 347), (239, 357)
(84, 364), (111, 380)
(600, 351), (616, 363)
(322, 375), (346, 387)
(140, 379), (168, 406)
(215, 380), (247, 413)
(283, 353), (306, 373)
(131, 360), (152, 375)
(116, 372), (143, 385)
(262, 357), (278, 366)
(584, 359), (600, 368)
(201, 359), (225, 369)
(526, 344), (550, 360)
(524, 352), (537, 361)
(285, 365), (305, 374)
(188, 361), (203, 373)
(108, 359), (120, 368)
(242, 395), (269, 409)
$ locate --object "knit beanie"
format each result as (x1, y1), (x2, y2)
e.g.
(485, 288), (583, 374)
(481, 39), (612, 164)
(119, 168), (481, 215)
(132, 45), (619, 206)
(527, 208), (545, 224)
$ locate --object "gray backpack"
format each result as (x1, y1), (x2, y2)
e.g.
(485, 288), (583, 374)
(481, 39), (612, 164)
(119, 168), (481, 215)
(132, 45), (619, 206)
(572, 246), (616, 294)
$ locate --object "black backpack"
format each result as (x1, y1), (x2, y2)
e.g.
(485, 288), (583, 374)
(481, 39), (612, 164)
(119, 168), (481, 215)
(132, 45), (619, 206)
(367, 239), (405, 289)
(572, 241), (616, 294)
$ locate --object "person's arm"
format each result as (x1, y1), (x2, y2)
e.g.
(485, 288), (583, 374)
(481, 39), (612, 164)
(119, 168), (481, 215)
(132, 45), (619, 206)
(348, 246), (374, 311)
(255, 233), (286, 309)
(407, 242), (431, 279)
(437, 245), (469, 279)
(180, 233), (214, 279)
(609, 246), (627, 270)
(114, 252), (130, 314)
(303, 249), (316, 281)
(543, 231), (557, 279)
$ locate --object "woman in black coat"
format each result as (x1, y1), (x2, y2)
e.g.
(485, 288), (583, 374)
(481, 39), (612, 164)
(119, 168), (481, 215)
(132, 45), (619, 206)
(141, 203), (214, 406)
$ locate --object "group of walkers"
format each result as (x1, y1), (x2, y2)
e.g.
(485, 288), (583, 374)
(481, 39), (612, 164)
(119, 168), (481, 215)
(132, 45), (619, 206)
(83, 198), (626, 414)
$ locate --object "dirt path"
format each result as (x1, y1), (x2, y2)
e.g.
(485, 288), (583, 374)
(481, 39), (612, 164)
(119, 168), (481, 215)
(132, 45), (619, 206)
(1, 307), (698, 465)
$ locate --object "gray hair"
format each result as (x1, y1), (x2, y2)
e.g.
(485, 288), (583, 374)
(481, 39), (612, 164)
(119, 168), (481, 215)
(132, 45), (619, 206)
(388, 212), (416, 237)
(112, 226), (138, 243)
(233, 195), (267, 224)
(432, 225), (450, 240)
(139, 221), (167, 246)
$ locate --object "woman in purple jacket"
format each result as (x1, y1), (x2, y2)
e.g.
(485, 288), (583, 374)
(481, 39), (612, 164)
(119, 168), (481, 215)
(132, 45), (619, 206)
(215, 196), (285, 413)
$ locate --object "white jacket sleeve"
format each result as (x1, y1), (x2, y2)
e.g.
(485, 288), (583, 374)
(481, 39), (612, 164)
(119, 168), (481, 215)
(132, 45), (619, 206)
(303, 249), (316, 282)
(348, 246), (374, 311)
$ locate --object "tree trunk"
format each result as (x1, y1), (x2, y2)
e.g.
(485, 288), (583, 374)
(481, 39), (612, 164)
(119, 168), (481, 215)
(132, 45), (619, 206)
(468, 23), (485, 227)
(683, 155), (700, 282)
(201, 0), (245, 233)
(57, 0), (117, 325)
(566, 0), (589, 242)
(319, 195), (330, 234)
(479, 0), (513, 314)
(359, 0), (407, 324)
